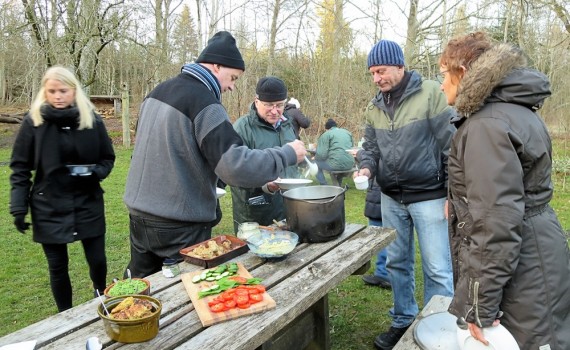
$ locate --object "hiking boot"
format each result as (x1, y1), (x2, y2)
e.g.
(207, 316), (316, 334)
(362, 274), (392, 289)
(373, 325), (410, 350)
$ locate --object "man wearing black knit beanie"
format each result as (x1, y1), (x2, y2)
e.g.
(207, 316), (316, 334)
(355, 39), (457, 349)
(124, 33), (306, 279)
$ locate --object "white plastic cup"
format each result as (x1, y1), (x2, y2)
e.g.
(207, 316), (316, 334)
(354, 176), (369, 190)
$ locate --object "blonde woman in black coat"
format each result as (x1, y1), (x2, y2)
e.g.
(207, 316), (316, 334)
(10, 66), (115, 312)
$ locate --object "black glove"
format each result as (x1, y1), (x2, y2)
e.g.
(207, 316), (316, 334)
(14, 214), (30, 233)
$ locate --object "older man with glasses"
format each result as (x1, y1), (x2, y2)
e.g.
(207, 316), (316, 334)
(230, 76), (301, 232)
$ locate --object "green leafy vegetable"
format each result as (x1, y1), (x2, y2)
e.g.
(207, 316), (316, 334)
(198, 277), (262, 299)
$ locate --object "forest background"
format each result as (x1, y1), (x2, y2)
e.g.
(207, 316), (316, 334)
(1, 0), (570, 348)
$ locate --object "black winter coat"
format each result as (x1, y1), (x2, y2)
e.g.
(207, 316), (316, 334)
(10, 111), (115, 244)
(447, 43), (570, 350)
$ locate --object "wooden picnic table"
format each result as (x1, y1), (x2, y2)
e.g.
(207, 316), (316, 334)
(0, 223), (395, 350)
(393, 295), (453, 350)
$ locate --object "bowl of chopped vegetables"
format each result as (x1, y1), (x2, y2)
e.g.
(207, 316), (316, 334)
(104, 278), (151, 298)
(246, 230), (299, 259)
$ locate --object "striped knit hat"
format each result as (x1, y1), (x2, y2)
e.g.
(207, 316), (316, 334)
(367, 40), (405, 68)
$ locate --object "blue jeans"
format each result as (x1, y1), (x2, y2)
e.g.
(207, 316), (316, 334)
(381, 194), (453, 328)
(369, 218), (389, 281)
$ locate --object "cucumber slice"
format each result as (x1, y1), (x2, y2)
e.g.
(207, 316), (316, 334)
(191, 275), (202, 283)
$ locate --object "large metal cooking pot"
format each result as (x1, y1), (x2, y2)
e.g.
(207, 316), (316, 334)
(282, 185), (347, 243)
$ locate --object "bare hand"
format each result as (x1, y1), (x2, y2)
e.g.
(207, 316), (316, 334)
(468, 320), (500, 346)
(267, 181), (280, 193)
(354, 167), (371, 179)
(287, 139), (307, 164)
(444, 200), (449, 220)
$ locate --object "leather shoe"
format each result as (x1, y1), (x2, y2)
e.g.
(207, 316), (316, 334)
(362, 274), (391, 289)
(374, 325), (410, 350)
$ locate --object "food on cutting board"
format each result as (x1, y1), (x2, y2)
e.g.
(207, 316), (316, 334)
(208, 284), (266, 312)
(110, 296), (154, 320)
(186, 238), (233, 259)
(191, 262), (239, 283)
(198, 275), (263, 298)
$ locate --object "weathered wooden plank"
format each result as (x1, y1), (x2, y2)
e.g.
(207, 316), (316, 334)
(392, 295), (453, 350)
(174, 226), (395, 350)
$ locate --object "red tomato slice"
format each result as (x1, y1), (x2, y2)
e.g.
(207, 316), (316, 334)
(237, 302), (251, 309)
(208, 299), (220, 307)
(220, 291), (234, 300)
(224, 300), (237, 309)
(255, 285), (266, 293)
(234, 289), (249, 296)
(247, 288), (259, 294)
(210, 303), (226, 313)
(234, 294), (250, 305)
(249, 293), (263, 303)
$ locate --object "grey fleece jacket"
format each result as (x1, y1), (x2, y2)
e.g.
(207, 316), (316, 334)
(124, 72), (298, 223)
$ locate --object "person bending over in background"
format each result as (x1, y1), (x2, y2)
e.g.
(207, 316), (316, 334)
(123, 31), (306, 278)
(314, 118), (355, 185)
(10, 66), (116, 312)
(440, 31), (570, 350)
(284, 97), (310, 139)
(231, 76), (301, 232)
(357, 39), (456, 349)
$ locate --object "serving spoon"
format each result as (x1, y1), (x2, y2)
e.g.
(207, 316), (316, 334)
(304, 156), (318, 177)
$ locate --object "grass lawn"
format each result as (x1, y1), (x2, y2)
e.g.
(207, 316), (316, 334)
(1, 138), (569, 349)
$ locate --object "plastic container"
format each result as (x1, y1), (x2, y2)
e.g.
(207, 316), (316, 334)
(162, 258), (180, 278)
(237, 222), (261, 241)
(354, 176), (369, 190)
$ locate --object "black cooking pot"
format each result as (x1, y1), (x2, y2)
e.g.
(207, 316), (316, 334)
(282, 185), (347, 243)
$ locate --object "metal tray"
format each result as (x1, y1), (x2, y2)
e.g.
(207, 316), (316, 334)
(179, 235), (249, 268)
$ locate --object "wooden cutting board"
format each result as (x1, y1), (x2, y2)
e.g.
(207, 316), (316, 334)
(181, 263), (276, 326)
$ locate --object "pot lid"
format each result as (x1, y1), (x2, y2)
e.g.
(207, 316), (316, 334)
(413, 311), (461, 350)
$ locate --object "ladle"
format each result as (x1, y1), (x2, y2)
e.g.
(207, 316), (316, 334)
(304, 156), (318, 177)
(96, 289), (110, 317)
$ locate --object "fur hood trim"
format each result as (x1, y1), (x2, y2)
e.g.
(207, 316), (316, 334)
(455, 43), (527, 116)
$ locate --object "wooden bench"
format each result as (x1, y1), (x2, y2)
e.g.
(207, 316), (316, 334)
(393, 295), (453, 349)
(0, 224), (396, 350)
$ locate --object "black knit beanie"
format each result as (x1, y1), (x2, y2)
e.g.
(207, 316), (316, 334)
(196, 31), (245, 71)
(325, 118), (337, 129)
(256, 76), (288, 102)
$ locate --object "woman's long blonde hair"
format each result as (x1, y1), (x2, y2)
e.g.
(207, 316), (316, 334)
(29, 66), (95, 129)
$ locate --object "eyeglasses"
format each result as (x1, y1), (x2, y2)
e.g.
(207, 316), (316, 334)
(259, 101), (286, 109)
(436, 70), (449, 83)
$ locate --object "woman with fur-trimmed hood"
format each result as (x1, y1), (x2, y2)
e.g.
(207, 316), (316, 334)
(439, 32), (570, 349)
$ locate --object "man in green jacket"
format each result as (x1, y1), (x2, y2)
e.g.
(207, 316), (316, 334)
(314, 118), (355, 185)
(231, 77), (300, 232)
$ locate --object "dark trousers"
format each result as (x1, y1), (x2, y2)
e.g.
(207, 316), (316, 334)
(42, 235), (107, 312)
(126, 213), (212, 278)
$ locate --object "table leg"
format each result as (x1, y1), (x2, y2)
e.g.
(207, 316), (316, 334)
(259, 295), (330, 350)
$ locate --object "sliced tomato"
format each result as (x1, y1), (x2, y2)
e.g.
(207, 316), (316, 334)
(208, 299), (220, 307)
(210, 302), (226, 313)
(212, 296), (225, 303)
(228, 276), (248, 284)
(221, 291), (235, 301)
(234, 294), (250, 305)
(234, 288), (249, 296)
(237, 302), (251, 309)
(247, 288), (259, 294)
(249, 293), (263, 303)
(224, 299), (237, 309)
(255, 285), (266, 293)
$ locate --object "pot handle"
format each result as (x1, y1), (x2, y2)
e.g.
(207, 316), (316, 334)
(303, 185), (348, 204)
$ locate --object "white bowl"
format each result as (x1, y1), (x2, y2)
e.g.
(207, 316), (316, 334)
(354, 176), (369, 190)
(216, 188), (226, 199)
(457, 324), (519, 350)
(274, 178), (312, 190)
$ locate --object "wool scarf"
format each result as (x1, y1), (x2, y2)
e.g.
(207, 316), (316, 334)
(181, 63), (222, 101)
